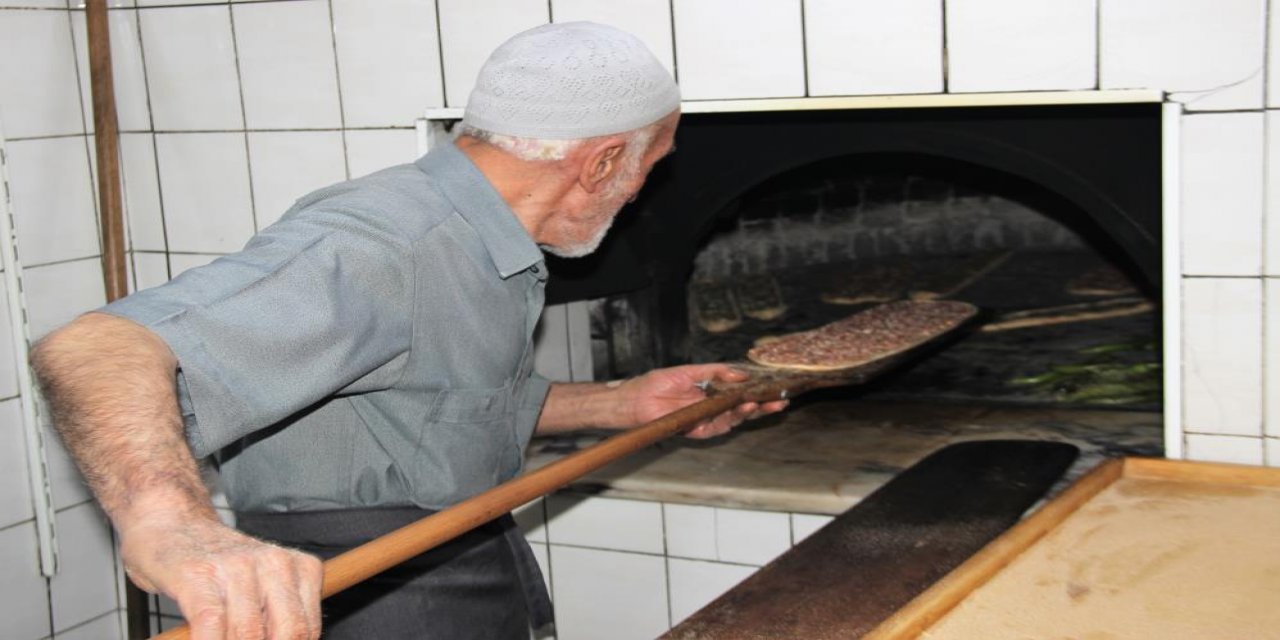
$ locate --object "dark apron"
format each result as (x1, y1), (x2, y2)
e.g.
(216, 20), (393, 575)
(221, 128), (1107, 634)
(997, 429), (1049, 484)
(237, 507), (554, 640)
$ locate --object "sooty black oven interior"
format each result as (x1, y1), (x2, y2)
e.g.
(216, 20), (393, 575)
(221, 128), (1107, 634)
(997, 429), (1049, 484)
(546, 103), (1163, 413)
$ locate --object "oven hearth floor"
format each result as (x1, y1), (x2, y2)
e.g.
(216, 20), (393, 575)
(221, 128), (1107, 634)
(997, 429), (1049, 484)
(526, 400), (1161, 515)
(687, 250), (1159, 410)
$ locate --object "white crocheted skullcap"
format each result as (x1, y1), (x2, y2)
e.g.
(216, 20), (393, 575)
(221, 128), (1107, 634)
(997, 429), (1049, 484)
(462, 22), (680, 140)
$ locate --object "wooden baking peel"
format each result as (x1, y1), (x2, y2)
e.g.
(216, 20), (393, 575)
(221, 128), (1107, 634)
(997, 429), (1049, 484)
(152, 300), (978, 640)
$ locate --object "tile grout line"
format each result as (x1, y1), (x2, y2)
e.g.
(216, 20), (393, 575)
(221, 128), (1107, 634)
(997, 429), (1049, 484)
(324, 0), (352, 182)
(131, 5), (175, 281)
(225, 1), (259, 233)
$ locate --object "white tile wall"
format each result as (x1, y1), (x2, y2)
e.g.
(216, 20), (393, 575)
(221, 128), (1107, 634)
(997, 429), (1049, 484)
(246, 131), (346, 230)
(344, 129), (418, 178)
(550, 545), (668, 640)
(0, 281), (19, 399)
(513, 498), (547, 543)
(233, 0), (342, 130)
(667, 557), (754, 626)
(1185, 433), (1265, 465)
(805, 0), (942, 97)
(42, 418), (94, 511)
(70, 8), (151, 133)
(0, 399), (33, 529)
(0, 9), (84, 139)
(4, 137), (100, 266)
(1267, 279), (1280, 438)
(1181, 113), (1264, 276)
(1182, 278), (1263, 437)
(1100, 0), (1266, 112)
(1266, 438), (1280, 467)
(54, 610), (125, 640)
(120, 133), (165, 252)
(1271, 0), (1280, 108)
(947, 0), (1096, 92)
(663, 503), (717, 560)
(712, 507), (790, 566)
(0, 522), (52, 640)
(437, 0), (548, 107)
(138, 5), (243, 130)
(672, 0), (805, 100)
(154, 133), (254, 253)
(131, 252), (169, 292)
(790, 512), (833, 544)
(1267, 112), (1280, 276)
(49, 503), (119, 633)
(168, 253), (225, 278)
(23, 259), (106, 340)
(551, 0), (675, 75)
(332, 0), (444, 126)
(546, 495), (664, 554)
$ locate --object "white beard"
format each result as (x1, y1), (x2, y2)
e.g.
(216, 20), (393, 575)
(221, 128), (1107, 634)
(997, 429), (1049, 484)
(541, 160), (639, 258)
(541, 214), (616, 258)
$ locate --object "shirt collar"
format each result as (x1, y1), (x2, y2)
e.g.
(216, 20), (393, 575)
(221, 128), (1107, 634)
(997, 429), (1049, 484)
(415, 142), (545, 280)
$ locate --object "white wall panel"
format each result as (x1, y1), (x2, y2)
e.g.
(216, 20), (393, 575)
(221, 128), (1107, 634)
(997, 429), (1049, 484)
(947, 0), (1096, 92)
(22, 259), (106, 341)
(0, 523), (52, 640)
(138, 5), (243, 130)
(437, 0), (548, 108)
(333, 0), (444, 126)
(344, 128), (418, 178)
(234, 0), (342, 130)
(1181, 113), (1264, 276)
(551, 0), (675, 75)
(120, 133), (165, 252)
(546, 495), (664, 554)
(0, 399), (33, 529)
(49, 503), (118, 633)
(806, 0), (943, 96)
(155, 133), (254, 253)
(673, 0), (805, 100)
(1267, 111), (1280, 275)
(246, 131), (346, 229)
(70, 8), (150, 133)
(4, 137), (99, 267)
(551, 545), (668, 640)
(1101, 0), (1265, 111)
(1182, 277), (1263, 437)
(667, 558), (755, 626)
(0, 9), (83, 138)
(1185, 433), (1265, 465)
(1267, 279), (1280, 438)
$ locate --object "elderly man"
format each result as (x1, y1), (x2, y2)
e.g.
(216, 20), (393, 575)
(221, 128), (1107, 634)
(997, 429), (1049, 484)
(32, 21), (783, 640)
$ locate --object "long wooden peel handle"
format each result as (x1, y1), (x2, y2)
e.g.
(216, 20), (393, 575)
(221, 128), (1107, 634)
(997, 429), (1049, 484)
(151, 390), (752, 640)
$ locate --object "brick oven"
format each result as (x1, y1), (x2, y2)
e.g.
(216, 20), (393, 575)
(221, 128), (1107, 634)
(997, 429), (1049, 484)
(533, 99), (1163, 416)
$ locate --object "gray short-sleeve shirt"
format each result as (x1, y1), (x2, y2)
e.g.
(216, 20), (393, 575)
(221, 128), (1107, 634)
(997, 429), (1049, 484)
(102, 142), (551, 512)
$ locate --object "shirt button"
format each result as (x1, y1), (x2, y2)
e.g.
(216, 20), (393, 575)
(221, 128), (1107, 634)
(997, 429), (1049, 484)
(530, 265), (540, 274)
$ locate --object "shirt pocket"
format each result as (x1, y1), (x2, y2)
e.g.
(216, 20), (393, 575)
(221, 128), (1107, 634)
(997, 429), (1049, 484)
(416, 385), (518, 500)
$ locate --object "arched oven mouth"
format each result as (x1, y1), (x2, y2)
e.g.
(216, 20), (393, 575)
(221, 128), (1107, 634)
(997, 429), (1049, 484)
(545, 102), (1162, 413)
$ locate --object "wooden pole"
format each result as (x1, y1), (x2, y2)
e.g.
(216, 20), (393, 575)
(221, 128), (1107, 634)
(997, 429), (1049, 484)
(85, 1), (145, 637)
(152, 388), (766, 640)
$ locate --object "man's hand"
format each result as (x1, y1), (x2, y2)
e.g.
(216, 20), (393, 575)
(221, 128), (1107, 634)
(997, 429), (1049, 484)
(536, 363), (788, 436)
(617, 363), (788, 438)
(122, 511), (323, 640)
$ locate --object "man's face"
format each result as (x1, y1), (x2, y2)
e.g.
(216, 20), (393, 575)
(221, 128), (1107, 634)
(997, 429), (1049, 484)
(543, 112), (679, 258)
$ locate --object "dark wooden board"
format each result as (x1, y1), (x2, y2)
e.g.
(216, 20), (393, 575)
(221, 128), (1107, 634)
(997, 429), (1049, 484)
(663, 440), (1079, 639)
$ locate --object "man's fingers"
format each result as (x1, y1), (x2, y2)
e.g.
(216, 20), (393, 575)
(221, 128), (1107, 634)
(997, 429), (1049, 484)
(259, 551), (314, 640)
(178, 568), (228, 640)
(221, 556), (267, 640)
(295, 553), (324, 640)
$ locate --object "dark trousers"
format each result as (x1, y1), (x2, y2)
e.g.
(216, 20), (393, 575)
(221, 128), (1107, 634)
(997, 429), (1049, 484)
(237, 508), (553, 640)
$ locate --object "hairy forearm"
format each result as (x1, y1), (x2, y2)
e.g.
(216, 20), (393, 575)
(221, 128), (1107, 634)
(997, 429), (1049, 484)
(534, 381), (635, 435)
(31, 313), (217, 530)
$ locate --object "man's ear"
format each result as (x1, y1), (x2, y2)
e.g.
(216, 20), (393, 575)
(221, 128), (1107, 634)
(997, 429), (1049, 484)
(578, 138), (626, 194)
